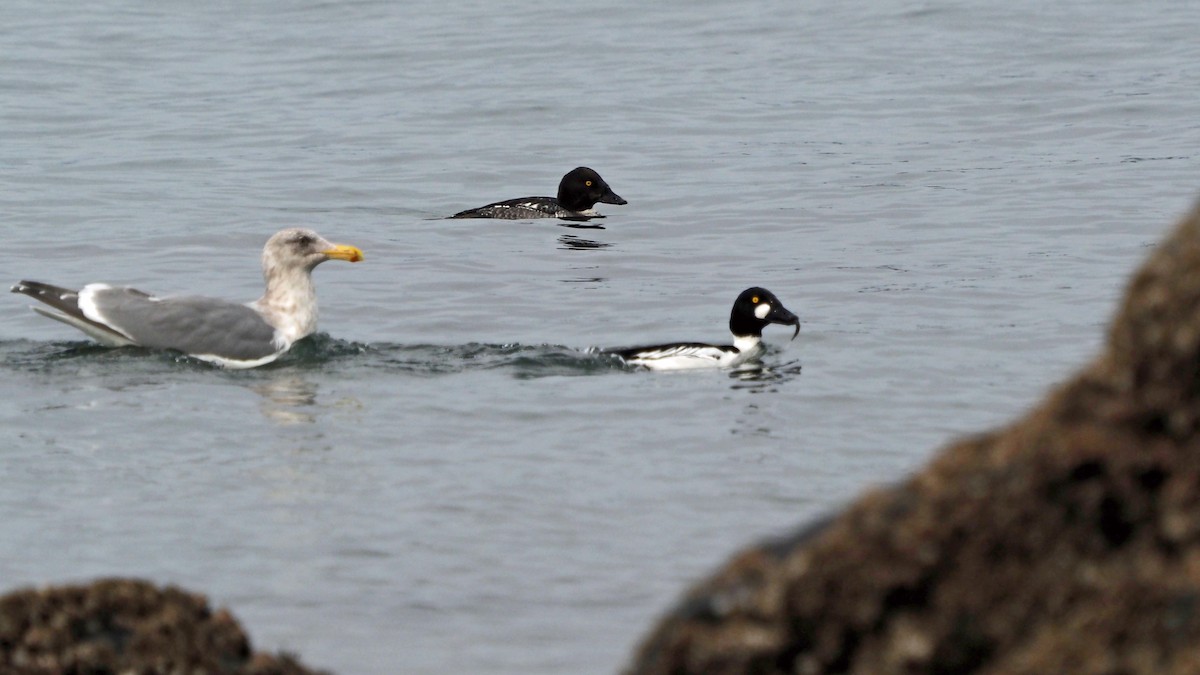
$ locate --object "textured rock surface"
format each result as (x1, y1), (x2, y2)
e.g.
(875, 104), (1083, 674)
(0, 578), (326, 674)
(627, 202), (1200, 675)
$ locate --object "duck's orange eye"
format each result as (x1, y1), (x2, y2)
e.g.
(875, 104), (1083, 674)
(585, 180), (593, 187)
(752, 296), (760, 303)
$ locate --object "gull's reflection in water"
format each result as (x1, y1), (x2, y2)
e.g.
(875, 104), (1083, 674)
(250, 374), (320, 425)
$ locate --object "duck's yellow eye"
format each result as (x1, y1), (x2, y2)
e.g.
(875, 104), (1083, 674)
(585, 180), (593, 187)
(752, 296), (760, 303)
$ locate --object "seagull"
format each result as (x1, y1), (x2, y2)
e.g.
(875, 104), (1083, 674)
(11, 228), (363, 368)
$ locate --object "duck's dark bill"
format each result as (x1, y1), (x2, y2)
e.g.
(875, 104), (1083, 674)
(767, 304), (801, 340)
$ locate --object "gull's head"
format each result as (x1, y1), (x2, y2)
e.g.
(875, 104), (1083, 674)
(263, 228), (364, 273)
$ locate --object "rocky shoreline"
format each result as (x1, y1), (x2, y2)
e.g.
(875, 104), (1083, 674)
(0, 579), (325, 674)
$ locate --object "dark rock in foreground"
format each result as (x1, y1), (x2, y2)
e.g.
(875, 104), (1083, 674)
(0, 578), (326, 674)
(628, 202), (1200, 675)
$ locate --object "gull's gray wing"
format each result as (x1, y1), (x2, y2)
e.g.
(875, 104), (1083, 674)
(86, 286), (280, 361)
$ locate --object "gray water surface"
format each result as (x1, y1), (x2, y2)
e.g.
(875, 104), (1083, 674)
(2, 1), (1198, 673)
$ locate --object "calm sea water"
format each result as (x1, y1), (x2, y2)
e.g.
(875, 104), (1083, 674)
(2, 1), (1198, 672)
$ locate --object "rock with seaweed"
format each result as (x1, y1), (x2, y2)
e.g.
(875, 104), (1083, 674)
(0, 578), (326, 674)
(627, 201), (1200, 675)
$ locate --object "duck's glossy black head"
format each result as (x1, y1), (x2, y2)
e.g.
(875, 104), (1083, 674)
(557, 166), (627, 211)
(729, 287), (800, 339)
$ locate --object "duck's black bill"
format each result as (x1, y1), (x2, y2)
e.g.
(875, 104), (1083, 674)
(770, 306), (801, 340)
(599, 190), (627, 206)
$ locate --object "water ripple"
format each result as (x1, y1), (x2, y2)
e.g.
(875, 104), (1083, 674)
(1, 336), (803, 382)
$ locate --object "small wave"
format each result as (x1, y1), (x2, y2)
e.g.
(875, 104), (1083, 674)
(0, 338), (213, 374)
(328, 340), (630, 378)
(0, 336), (802, 382)
(0, 336), (626, 378)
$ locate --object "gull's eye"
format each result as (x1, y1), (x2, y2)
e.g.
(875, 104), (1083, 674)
(295, 235), (314, 246)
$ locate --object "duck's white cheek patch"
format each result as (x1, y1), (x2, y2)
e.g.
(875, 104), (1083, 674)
(754, 303), (771, 319)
